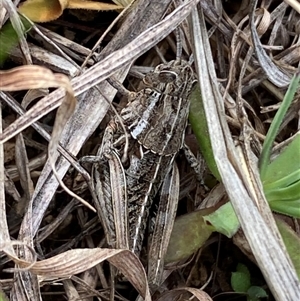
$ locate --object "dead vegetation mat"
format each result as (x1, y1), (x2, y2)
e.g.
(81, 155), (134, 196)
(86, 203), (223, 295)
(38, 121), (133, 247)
(0, 0), (300, 301)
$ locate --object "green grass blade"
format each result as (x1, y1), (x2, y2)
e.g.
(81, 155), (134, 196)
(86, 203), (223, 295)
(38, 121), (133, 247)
(259, 73), (300, 179)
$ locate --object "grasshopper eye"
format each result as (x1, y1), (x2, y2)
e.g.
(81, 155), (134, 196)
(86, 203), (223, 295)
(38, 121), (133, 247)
(158, 70), (177, 83)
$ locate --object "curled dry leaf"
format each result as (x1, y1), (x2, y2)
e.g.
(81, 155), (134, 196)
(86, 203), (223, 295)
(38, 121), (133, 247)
(4, 247), (151, 300)
(156, 287), (213, 301)
(250, 0), (292, 87)
(0, 65), (73, 93)
(18, 0), (125, 22)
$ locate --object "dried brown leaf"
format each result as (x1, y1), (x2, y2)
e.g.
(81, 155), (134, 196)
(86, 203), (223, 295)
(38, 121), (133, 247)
(4, 247), (151, 300)
(18, 0), (124, 22)
(0, 65), (72, 92)
(156, 287), (213, 301)
(250, 0), (292, 87)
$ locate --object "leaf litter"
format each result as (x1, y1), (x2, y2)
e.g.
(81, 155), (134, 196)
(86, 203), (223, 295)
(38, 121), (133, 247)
(0, 0), (299, 300)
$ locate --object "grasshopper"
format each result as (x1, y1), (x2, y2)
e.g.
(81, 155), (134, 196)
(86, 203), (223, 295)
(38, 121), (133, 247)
(90, 58), (197, 287)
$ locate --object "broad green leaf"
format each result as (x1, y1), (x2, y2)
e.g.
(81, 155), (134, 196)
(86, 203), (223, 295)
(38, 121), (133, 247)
(165, 209), (214, 264)
(231, 264), (251, 293)
(166, 202), (240, 264)
(236, 262), (251, 276)
(247, 286), (268, 301)
(203, 202), (240, 237)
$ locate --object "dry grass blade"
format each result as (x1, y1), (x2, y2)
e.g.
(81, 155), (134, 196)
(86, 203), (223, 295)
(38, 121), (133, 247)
(0, 100), (15, 259)
(284, 0), (300, 13)
(15, 133), (34, 202)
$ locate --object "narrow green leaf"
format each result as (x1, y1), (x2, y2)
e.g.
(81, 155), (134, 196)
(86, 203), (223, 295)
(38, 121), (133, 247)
(259, 74), (300, 178)
(269, 199), (300, 217)
(0, 17), (32, 65)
